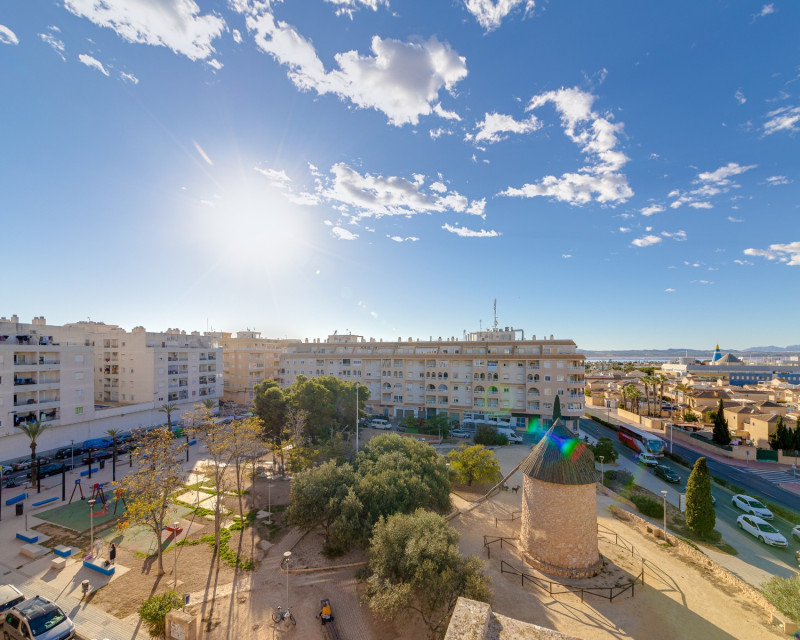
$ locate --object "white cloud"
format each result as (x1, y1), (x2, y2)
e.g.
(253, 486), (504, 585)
(0, 24), (19, 45)
(331, 226), (359, 240)
(561, 254), (572, 259)
(429, 128), (453, 139)
(473, 112), (541, 144)
(734, 89), (746, 105)
(763, 105), (800, 135)
(64, 0), (225, 61)
(432, 103), (461, 121)
(632, 235), (662, 247)
(618, 226), (630, 232)
(744, 241), (800, 266)
(38, 28), (65, 60)
(207, 58), (223, 70)
(78, 53), (110, 76)
(733, 259), (753, 266)
(765, 175), (791, 186)
(691, 280), (715, 285)
(442, 223), (501, 238)
(661, 230), (687, 241)
(325, 0), (389, 18)
(243, 8), (467, 126)
(757, 3), (776, 17)
(727, 216), (743, 223)
(500, 87), (632, 205)
(254, 166), (292, 187)
(232, 28), (242, 44)
(640, 204), (664, 217)
(665, 288), (675, 293)
(387, 235), (419, 243)
(120, 71), (139, 84)
(430, 181), (448, 193)
(463, 0), (535, 31)
(669, 162), (756, 209)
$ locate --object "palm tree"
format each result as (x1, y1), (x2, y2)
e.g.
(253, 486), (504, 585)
(106, 428), (120, 482)
(15, 420), (49, 487)
(642, 376), (653, 417)
(158, 403), (178, 430)
(655, 375), (667, 417)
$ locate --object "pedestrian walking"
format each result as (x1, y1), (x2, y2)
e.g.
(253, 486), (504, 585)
(109, 542), (116, 566)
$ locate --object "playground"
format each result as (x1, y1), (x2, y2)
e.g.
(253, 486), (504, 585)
(36, 481), (127, 532)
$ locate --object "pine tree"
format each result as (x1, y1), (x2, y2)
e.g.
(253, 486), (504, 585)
(685, 457), (715, 538)
(552, 394), (562, 422)
(711, 398), (731, 445)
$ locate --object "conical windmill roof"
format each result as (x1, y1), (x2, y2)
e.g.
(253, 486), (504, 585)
(519, 419), (597, 485)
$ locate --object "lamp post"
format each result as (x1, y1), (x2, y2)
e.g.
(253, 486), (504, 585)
(746, 449), (750, 466)
(268, 480), (272, 525)
(669, 422), (674, 454)
(599, 455), (605, 487)
(283, 551), (291, 610)
(173, 521), (180, 589)
(88, 498), (96, 555)
(355, 384), (359, 452)
(70, 440), (75, 474)
(660, 490), (668, 543)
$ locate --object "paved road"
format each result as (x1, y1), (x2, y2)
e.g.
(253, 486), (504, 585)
(581, 414), (799, 579)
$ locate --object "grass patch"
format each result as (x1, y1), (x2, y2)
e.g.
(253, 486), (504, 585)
(178, 526), (253, 570)
(762, 574), (800, 623)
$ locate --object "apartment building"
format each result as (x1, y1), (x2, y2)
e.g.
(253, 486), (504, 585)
(213, 331), (298, 404)
(0, 316), (221, 460)
(279, 328), (585, 428)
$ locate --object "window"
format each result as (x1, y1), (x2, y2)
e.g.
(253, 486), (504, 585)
(544, 375), (551, 382)
(75, 407), (83, 415)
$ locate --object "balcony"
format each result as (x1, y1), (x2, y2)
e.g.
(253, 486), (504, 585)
(14, 377), (37, 386)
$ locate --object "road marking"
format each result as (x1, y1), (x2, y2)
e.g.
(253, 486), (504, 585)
(737, 467), (800, 485)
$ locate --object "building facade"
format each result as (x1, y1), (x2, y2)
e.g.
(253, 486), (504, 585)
(279, 328), (585, 428)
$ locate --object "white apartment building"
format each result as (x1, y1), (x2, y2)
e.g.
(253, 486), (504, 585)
(213, 331), (298, 405)
(279, 328), (585, 429)
(0, 316), (221, 461)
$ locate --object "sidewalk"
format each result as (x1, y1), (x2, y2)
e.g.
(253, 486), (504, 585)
(0, 447), (206, 640)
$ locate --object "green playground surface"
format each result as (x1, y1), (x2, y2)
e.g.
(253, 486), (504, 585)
(36, 495), (127, 532)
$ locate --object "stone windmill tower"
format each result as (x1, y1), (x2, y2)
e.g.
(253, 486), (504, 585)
(519, 419), (601, 578)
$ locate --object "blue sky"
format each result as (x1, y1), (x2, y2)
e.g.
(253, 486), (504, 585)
(2, 1), (798, 350)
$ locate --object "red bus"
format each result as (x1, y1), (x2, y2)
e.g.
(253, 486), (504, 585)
(618, 424), (665, 457)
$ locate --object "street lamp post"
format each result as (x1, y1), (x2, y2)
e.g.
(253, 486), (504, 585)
(746, 449), (750, 466)
(70, 440), (75, 474)
(173, 521), (180, 589)
(669, 422), (674, 455)
(283, 551), (292, 610)
(88, 498), (96, 555)
(660, 490), (668, 543)
(599, 455), (605, 487)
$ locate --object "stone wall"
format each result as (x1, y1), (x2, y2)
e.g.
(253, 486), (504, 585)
(522, 476), (600, 577)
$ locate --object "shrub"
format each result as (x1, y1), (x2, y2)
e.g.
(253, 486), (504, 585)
(138, 591), (184, 639)
(473, 425), (508, 446)
(593, 437), (618, 463)
(630, 495), (664, 519)
(762, 575), (800, 622)
(603, 469), (634, 493)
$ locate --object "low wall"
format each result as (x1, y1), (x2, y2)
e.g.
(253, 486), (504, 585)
(607, 506), (776, 618)
(616, 408), (640, 424)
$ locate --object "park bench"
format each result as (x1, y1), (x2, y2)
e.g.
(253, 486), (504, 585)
(54, 545), (73, 557)
(15, 531), (38, 544)
(20, 543), (48, 559)
(50, 557), (67, 571)
(318, 598), (341, 640)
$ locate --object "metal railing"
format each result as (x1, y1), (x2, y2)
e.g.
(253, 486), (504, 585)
(483, 535), (518, 559)
(494, 510), (522, 527)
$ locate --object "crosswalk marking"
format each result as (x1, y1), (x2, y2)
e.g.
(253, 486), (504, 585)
(736, 467), (800, 485)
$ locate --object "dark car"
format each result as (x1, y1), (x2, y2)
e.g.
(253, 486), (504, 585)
(54, 446), (82, 459)
(654, 464), (680, 484)
(26, 463), (66, 479)
(81, 450), (113, 464)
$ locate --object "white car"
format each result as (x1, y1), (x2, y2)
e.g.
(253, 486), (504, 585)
(449, 429), (472, 438)
(791, 525), (800, 543)
(637, 453), (659, 467)
(731, 494), (774, 520)
(737, 514), (788, 547)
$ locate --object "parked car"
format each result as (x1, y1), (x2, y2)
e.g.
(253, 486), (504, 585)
(26, 463), (66, 479)
(1, 595), (75, 640)
(81, 450), (113, 464)
(791, 525), (800, 542)
(449, 429), (473, 439)
(737, 514), (788, 547)
(83, 438), (113, 450)
(54, 446), (82, 459)
(731, 494), (774, 520)
(369, 418), (391, 430)
(654, 464), (680, 484)
(0, 585), (24, 614)
(637, 453), (659, 467)
(11, 459), (33, 472)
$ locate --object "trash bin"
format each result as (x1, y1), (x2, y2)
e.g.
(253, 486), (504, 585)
(99, 460), (106, 470)
(15, 503), (23, 516)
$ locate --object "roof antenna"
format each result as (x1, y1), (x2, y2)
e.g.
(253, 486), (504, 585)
(493, 298), (498, 331)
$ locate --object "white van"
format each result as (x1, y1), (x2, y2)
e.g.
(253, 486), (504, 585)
(369, 418), (391, 430)
(496, 428), (523, 444)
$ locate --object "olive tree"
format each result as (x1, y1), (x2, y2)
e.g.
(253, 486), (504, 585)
(447, 444), (501, 486)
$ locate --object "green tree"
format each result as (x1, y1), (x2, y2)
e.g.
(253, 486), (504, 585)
(641, 376), (653, 417)
(685, 457), (715, 538)
(287, 461), (362, 554)
(285, 376), (336, 436)
(364, 510), (491, 639)
(473, 425), (508, 446)
(711, 398), (731, 445)
(447, 444), (501, 486)
(356, 434), (451, 529)
(14, 419), (49, 487)
(252, 379), (287, 439)
(158, 402), (178, 428)
(120, 428), (185, 575)
(552, 394), (562, 422)
(591, 437), (618, 463)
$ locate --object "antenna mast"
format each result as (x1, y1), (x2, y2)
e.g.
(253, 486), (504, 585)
(493, 298), (498, 331)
